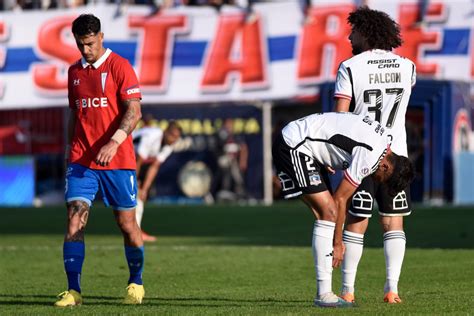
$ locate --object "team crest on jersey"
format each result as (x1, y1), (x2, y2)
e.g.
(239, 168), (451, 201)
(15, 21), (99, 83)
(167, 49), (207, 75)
(308, 172), (321, 186)
(342, 161), (349, 169)
(361, 167), (370, 175)
(73, 79), (80, 86)
(101, 72), (108, 94)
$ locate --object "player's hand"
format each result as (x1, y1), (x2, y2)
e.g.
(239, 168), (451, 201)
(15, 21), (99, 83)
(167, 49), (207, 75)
(138, 189), (148, 202)
(332, 242), (345, 268)
(326, 166), (336, 174)
(95, 140), (119, 167)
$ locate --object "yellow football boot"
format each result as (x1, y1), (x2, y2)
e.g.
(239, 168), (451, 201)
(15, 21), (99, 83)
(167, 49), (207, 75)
(123, 283), (145, 305)
(54, 290), (82, 307)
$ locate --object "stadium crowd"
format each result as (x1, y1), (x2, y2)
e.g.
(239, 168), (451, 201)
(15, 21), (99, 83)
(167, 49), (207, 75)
(1, 0), (271, 11)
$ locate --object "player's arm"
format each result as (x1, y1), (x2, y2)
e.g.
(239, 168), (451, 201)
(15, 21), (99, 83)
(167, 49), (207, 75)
(135, 153), (144, 179)
(334, 97), (351, 112)
(140, 159), (161, 201)
(332, 176), (358, 268)
(65, 108), (77, 161)
(95, 98), (142, 166)
(239, 142), (249, 172)
(333, 62), (352, 112)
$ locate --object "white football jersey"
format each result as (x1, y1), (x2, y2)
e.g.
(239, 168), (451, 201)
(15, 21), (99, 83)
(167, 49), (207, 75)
(132, 127), (173, 163)
(282, 112), (390, 186)
(334, 49), (416, 157)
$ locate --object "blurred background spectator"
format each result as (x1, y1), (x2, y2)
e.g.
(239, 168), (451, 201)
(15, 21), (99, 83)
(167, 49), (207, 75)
(212, 118), (248, 202)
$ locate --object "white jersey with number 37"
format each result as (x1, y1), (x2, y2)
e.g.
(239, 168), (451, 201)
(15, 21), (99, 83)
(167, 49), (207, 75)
(334, 49), (416, 157)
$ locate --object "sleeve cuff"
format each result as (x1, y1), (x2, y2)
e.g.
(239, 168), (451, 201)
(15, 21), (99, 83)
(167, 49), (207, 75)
(344, 170), (359, 187)
(334, 93), (352, 100)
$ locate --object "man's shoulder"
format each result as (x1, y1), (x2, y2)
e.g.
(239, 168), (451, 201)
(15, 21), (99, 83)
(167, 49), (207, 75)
(68, 59), (83, 72)
(107, 51), (132, 67)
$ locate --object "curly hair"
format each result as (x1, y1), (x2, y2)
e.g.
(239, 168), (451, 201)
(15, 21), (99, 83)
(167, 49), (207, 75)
(72, 14), (101, 37)
(386, 153), (415, 196)
(348, 6), (402, 50)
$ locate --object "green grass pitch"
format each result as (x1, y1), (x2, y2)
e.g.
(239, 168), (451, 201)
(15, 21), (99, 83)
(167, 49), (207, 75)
(0, 202), (473, 315)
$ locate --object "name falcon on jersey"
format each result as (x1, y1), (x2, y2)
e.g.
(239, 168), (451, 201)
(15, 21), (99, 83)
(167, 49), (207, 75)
(369, 72), (401, 84)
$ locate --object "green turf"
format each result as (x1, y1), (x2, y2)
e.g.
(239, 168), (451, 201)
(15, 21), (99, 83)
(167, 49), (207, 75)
(0, 202), (473, 315)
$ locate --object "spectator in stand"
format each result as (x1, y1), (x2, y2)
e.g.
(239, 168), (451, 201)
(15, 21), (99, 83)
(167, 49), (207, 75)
(213, 118), (248, 201)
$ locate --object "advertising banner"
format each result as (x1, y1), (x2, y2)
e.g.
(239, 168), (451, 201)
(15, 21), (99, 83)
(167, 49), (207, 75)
(1, 0), (473, 109)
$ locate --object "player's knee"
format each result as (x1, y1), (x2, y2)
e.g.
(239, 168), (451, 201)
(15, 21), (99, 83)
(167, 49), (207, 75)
(116, 216), (138, 234)
(320, 208), (337, 222)
(67, 200), (90, 229)
(380, 216), (403, 232)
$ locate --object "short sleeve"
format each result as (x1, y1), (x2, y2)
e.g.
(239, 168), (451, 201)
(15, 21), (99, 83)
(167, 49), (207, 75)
(344, 147), (378, 187)
(411, 62), (417, 87)
(156, 145), (173, 163)
(334, 63), (352, 101)
(116, 59), (142, 101)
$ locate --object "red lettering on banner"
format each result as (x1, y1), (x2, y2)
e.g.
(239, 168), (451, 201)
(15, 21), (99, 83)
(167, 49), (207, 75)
(201, 14), (267, 91)
(396, 3), (444, 76)
(129, 14), (188, 90)
(32, 16), (80, 91)
(297, 5), (353, 83)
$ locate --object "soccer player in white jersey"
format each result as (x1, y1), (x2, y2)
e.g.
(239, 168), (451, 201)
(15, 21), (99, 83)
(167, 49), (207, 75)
(133, 120), (181, 242)
(333, 7), (416, 304)
(272, 112), (415, 308)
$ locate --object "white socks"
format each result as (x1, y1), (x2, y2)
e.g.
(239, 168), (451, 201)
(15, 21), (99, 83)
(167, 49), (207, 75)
(135, 198), (144, 228)
(341, 230), (364, 295)
(312, 220), (335, 297)
(383, 230), (406, 294)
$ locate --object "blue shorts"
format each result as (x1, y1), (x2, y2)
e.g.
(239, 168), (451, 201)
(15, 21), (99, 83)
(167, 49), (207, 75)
(65, 163), (138, 210)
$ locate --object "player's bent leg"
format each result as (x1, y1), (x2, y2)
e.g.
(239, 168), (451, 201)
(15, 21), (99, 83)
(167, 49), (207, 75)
(340, 215), (369, 303)
(302, 192), (350, 307)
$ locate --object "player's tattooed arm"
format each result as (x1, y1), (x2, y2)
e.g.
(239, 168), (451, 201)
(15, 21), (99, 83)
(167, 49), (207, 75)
(94, 99), (141, 166)
(119, 98), (142, 135)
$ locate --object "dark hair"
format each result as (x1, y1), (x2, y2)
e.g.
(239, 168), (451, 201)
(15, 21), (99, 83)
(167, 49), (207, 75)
(72, 14), (101, 37)
(166, 120), (182, 134)
(348, 6), (402, 50)
(386, 153), (415, 196)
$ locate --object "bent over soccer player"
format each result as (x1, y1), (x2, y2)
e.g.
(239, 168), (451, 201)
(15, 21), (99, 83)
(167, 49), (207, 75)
(55, 14), (144, 306)
(272, 112), (414, 308)
(333, 6), (416, 304)
(132, 121), (182, 242)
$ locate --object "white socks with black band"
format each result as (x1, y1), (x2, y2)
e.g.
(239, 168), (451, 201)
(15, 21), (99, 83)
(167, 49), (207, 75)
(312, 220), (336, 297)
(341, 230), (364, 295)
(383, 230), (406, 294)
